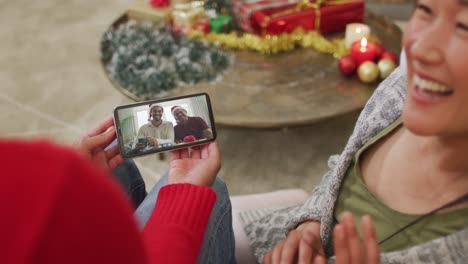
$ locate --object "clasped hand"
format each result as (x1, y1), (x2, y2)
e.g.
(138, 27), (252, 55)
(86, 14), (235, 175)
(264, 212), (380, 264)
(147, 136), (158, 147)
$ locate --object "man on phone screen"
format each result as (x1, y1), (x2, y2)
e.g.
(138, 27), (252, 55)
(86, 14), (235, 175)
(171, 105), (213, 143)
(134, 104), (174, 150)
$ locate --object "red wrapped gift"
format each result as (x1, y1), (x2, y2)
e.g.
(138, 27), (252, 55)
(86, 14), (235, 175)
(233, 0), (300, 32)
(250, 0), (365, 35)
(193, 19), (211, 33)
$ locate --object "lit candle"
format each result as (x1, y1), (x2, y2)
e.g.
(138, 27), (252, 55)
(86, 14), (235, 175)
(345, 23), (371, 48)
(350, 38), (377, 66)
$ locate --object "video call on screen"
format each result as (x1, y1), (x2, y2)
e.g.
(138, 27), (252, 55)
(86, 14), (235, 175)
(117, 94), (214, 156)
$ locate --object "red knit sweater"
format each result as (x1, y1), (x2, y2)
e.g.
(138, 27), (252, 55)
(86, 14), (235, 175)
(0, 140), (216, 264)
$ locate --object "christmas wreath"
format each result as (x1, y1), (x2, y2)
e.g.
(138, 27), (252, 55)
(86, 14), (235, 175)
(101, 21), (231, 99)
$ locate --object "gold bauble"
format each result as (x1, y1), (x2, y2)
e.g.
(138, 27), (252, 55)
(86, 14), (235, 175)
(357, 61), (379, 83)
(378, 59), (397, 79)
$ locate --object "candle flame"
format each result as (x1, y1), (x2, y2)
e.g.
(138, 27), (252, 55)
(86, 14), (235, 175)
(361, 38), (368, 47)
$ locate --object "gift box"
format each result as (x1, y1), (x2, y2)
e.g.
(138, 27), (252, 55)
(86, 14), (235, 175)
(193, 19), (211, 33)
(251, 0), (365, 35)
(127, 0), (172, 23)
(172, 1), (206, 29)
(210, 15), (233, 33)
(233, 0), (299, 32)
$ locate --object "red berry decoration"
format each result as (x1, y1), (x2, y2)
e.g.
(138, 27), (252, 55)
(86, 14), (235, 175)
(338, 55), (357, 76)
(380, 51), (398, 64)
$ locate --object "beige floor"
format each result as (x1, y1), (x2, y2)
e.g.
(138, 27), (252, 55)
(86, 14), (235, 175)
(0, 0), (409, 195)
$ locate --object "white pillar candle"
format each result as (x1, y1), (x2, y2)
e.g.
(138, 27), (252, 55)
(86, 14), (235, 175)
(345, 23), (371, 48)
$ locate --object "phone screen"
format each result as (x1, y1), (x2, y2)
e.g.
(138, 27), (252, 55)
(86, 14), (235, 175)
(114, 93), (216, 159)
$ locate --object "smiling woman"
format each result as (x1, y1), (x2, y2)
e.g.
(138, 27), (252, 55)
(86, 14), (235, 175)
(238, 1), (468, 263)
(403, 0), (468, 137)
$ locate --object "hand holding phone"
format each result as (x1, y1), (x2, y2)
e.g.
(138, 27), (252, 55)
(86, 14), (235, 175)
(114, 93), (217, 159)
(74, 116), (124, 171)
(169, 142), (221, 186)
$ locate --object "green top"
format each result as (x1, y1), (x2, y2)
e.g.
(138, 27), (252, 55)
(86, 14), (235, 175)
(334, 118), (468, 253)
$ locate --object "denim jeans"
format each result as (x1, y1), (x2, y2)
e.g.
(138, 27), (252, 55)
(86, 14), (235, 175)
(112, 159), (147, 208)
(135, 174), (237, 264)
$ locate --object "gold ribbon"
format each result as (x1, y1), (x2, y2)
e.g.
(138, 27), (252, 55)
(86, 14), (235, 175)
(262, 0), (357, 34)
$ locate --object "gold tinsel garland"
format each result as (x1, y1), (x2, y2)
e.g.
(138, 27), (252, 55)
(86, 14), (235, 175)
(188, 28), (348, 57)
(189, 28), (382, 58)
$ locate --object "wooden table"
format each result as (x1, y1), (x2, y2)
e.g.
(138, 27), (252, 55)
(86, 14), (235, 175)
(104, 12), (402, 129)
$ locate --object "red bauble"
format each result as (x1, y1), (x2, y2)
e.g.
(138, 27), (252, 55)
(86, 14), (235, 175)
(368, 42), (385, 60)
(380, 51), (398, 64)
(338, 55), (357, 76)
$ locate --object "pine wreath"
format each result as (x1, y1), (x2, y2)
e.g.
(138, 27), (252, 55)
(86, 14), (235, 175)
(101, 21), (231, 99)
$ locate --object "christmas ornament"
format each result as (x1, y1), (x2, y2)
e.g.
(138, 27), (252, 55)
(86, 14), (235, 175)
(368, 42), (385, 60)
(357, 61), (379, 83)
(149, 0), (170, 8)
(338, 55), (357, 76)
(378, 59), (397, 79)
(380, 50), (398, 64)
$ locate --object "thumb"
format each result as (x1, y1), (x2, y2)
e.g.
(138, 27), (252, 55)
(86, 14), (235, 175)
(82, 126), (115, 150)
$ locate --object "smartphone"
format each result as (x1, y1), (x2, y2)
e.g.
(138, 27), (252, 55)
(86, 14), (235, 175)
(113, 93), (217, 159)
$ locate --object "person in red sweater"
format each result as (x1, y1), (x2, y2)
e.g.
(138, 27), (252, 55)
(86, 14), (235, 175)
(0, 116), (222, 264)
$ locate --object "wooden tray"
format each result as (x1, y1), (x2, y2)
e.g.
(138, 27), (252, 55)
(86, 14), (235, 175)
(102, 11), (402, 129)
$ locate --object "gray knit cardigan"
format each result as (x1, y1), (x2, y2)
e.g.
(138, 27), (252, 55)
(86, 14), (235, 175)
(239, 67), (468, 263)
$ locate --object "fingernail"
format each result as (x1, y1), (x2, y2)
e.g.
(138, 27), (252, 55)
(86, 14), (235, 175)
(340, 211), (351, 222)
(362, 215), (369, 222)
(106, 126), (115, 133)
(334, 224), (344, 240)
(362, 215), (373, 226)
